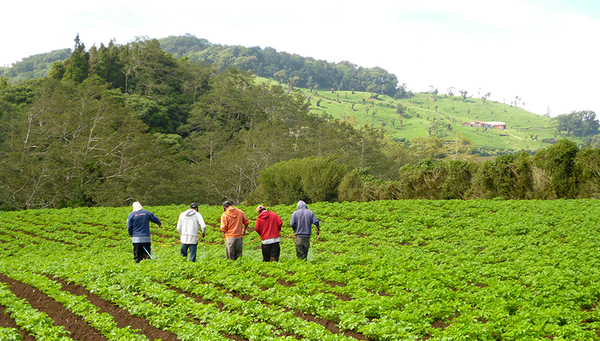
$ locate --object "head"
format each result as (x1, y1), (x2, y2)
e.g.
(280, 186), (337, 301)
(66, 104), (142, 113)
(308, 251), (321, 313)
(132, 201), (143, 211)
(297, 200), (307, 210)
(190, 203), (199, 211)
(222, 201), (233, 211)
(256, 205), (266, 214)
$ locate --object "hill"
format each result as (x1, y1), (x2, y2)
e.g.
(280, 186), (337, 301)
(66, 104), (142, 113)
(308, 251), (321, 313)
(0, 34), (589, 154)
(0, 48), (71, 82)
(299, 85), (560, 153)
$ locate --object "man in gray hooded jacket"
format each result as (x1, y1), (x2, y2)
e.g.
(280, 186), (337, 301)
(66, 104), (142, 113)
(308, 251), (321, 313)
(177, 203), (207, 262)
(290, 200), (320, 260)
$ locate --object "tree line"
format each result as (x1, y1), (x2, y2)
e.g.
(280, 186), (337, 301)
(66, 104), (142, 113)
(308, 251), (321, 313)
(159, 34), (405, 97)
(0, 35), (410, 210)
(2, 35), (600, 211)
(250, 139), (600, 205)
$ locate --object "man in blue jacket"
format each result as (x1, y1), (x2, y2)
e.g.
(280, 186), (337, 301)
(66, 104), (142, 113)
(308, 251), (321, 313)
(127, 201), (162, 263)
(290, 200), (320, 260)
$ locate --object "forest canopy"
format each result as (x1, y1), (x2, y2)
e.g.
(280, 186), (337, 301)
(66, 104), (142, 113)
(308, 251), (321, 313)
(2, 34), (600, 211)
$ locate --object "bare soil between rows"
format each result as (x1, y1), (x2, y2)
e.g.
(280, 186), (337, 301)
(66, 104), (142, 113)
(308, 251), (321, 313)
(0, 273), (107, 341)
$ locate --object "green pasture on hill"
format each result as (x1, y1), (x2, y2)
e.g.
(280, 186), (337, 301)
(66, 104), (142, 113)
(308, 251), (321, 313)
(1, 200), (600, 340)
(263, 78), (570, 153)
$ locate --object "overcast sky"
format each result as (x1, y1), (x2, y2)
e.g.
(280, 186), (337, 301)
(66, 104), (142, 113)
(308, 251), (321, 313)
(2, 0), (599, 117)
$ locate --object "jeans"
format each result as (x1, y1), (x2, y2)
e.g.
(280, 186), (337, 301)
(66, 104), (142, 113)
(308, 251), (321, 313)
(295, 236), (310, 260)
(181, 243), (198, 262)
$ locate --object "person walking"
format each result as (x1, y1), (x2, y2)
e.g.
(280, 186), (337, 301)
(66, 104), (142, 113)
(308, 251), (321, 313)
(126, 201), (162, 263)
(220, 201), (249, 260)
(290, 200), (320, 260)
(254, 205), (283, 262)
(177, 203), (207, 262)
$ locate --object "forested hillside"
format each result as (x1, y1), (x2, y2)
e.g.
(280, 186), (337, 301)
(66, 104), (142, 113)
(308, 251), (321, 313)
(0, 48), (71, 82)
(0, 35), (405, 210)
(2, 34), (600, 211)
(159, 34), (403, 97)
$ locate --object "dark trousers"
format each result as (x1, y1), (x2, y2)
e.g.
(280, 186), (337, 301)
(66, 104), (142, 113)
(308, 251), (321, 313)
(295, 236), (310, 260)
(261, 242), (280, 262)
(133, 243), (151, 263)
(181, 243), (198, 262)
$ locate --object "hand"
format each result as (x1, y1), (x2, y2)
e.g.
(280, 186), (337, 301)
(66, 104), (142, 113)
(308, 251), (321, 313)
(316, 230), (320, 236)
(201, 232), (205, 238)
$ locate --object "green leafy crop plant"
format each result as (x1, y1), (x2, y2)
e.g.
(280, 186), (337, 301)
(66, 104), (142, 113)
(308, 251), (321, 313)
(2, 200), (600, 339)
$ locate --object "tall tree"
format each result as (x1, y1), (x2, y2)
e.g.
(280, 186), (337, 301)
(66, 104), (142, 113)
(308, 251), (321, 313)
(62, 34), (89, 84)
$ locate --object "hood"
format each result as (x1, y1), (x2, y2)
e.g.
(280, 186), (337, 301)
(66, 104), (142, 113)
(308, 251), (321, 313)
(257, 210), (271, 220)
(224, 207), (239, 218)
(297, 200), (307, 210)
(185, 209), (197, 217)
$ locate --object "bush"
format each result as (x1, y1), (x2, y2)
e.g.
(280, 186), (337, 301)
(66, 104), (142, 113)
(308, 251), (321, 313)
(338, 168), (401, 202)
(251, 156), (347, 205)
(533, 139), (579, 198)
(472, 152), (534, 199)
(399, 159), (477, 199)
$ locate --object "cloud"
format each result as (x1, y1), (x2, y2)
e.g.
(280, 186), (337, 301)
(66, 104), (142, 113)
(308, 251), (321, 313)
(1, 0), (598, 117)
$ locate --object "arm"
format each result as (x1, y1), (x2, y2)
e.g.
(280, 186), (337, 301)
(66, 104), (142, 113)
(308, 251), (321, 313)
(254, 221), (262, 237)
(276, 215), (283, 231)
(197, 214), (207, 238)
(290, 213), (297, 232)
(313, 215), (320, 235)
(149, 212), (162, 227)
(242, 212), (250, 235)
(220, 214), (228, 233)
(126, 216), (133, 237)
(176, 215), (182, 235)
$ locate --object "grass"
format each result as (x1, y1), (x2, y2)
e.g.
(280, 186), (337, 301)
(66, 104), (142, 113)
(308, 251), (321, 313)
(255, 76), (581, 153)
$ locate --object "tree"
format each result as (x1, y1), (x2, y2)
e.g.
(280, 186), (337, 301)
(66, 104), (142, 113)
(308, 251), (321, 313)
(62, 34), (89, 84)
(533, 139), (580, 198)
(447, 87), (455, 98)
(274, 70), (286, 84)
(459, 90), (468, 102)
(47, 61), (66, 81)
(555, 110), (599, 137)
(395, 103), (405, 116)
(482, 92), (491, 103)
(472, 152), (533, 199)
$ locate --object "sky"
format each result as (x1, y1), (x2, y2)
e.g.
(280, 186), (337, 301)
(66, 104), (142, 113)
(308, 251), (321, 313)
(2, 0), (599, 117)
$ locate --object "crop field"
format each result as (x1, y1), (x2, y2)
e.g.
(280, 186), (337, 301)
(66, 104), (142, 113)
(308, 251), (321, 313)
(1, 200), (600, 340)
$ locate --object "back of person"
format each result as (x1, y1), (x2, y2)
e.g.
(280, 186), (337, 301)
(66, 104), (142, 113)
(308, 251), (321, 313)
(178, 208), (205, 244)
(128, 209), (158, 240)
(221, 207), (248, 238)
(290, 200), (319, 236)
(255, 210), (283, 240)
(255, 205), (283, 262)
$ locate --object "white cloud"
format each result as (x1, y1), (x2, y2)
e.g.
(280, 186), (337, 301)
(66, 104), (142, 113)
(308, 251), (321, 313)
(1, 0), (598, 116)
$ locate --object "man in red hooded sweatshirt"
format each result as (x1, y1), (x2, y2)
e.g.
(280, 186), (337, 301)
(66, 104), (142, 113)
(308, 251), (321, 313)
(254, 205), (283, 262)
(220, 201), (249, 260)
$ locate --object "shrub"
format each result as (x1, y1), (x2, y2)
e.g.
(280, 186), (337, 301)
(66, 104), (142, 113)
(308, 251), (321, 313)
(399, 159), (477, 199)
(252, 156), (347, 205)
(472, 152), (534, 199)
(338, 168), (401, 202)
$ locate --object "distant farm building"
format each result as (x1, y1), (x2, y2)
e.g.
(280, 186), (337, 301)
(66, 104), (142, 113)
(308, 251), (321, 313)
(462, 121), (506, 129)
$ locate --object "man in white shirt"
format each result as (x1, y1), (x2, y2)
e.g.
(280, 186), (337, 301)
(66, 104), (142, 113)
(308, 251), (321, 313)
(177, 203), (207, 262)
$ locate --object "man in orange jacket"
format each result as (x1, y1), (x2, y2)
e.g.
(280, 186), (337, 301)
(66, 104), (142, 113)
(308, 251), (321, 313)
(254, 205), (283, 262)
(220, 201), (249, 260)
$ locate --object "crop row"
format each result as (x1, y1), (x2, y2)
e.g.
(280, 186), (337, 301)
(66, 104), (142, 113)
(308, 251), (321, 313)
(2, 200), (600, 339)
